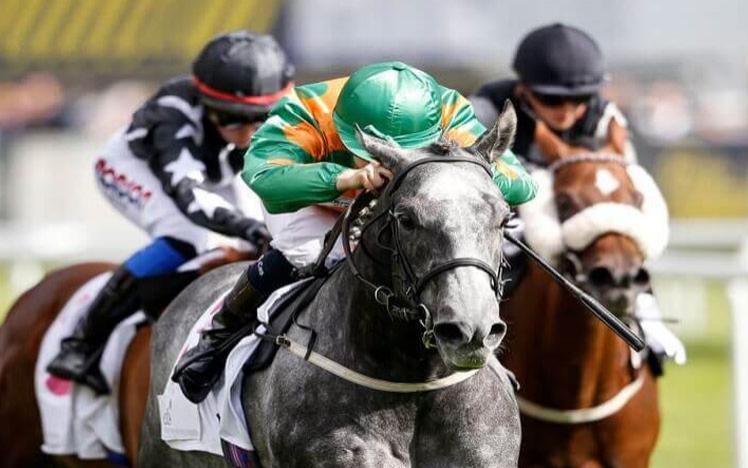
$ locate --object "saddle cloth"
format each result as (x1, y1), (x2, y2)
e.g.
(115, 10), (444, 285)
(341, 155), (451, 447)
(34, 249), (237, 460)
(35, 272), (148, 459)
(158, 278), (313, 456)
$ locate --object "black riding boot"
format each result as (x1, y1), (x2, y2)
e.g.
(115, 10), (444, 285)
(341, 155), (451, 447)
(172, 269), (266, 403)
(46, 267), (139, 394)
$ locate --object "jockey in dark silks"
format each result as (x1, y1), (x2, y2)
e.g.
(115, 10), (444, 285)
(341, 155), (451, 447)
(47, 31), (295, 394)
(172, 61), (538, 403)
(470, 23), (685, 369)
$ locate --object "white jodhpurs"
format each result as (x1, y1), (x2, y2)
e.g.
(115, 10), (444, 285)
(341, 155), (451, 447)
(94, 130), (260, 254)
(263, 205), (346, 269)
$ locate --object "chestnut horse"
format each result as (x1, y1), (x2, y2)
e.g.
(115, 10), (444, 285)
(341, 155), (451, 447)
(500, 124), (665, 467)
(0, 249), (250, 467)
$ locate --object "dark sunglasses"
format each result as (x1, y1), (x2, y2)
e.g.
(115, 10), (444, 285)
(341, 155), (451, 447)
(531, 92), (593, 107)
(208, 110), (268, 129)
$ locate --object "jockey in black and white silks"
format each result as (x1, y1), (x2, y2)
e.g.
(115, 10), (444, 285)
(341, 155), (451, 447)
(470, 23), (685, 370)
(46, 31), (295, 394)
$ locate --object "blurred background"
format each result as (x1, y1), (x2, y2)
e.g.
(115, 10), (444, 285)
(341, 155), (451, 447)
(0, 0), (746, 466)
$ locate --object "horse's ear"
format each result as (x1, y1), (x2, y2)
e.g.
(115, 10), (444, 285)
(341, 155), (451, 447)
(355, 125), (408, 171)
(470, 99), (517, 163)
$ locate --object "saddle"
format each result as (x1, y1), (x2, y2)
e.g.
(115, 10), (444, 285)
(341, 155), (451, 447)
(243, 214), (345, 373)
(243, 273), (330, 373)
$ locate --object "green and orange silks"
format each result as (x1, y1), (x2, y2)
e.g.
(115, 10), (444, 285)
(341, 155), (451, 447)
(242, 63), (537, 214)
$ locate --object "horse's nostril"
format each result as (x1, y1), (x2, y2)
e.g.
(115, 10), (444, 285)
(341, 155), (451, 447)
(633, 268), (651, 287)
(489, 322), (506, 338)
(484, 322), (507, 348)
(433, 323), (469, 346)
(588, 266), (615, 288)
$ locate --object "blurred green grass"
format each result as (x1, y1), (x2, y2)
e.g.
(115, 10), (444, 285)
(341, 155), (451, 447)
(652, 281), (733, 467)
(0, 268), (14, 322)
(0, 270), (735, 466)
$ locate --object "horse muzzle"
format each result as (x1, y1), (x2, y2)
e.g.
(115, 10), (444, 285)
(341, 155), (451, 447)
(433, 316), (507, 370)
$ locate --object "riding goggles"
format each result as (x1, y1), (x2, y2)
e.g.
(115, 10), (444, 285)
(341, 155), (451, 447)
(207, 108), (269, 129)
(532, 91), (593, 107)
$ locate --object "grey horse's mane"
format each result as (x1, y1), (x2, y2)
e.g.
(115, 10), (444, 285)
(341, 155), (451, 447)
(427, 138), (461, 156)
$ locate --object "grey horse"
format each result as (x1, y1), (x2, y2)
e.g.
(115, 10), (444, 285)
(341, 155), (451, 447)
(139, 104), (522, 467)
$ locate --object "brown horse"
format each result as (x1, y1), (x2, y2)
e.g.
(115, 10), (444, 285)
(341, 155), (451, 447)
(500, 124), (662, 467)
(0, 249), (250, 467)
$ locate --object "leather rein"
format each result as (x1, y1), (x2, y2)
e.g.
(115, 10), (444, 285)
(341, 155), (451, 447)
(338, 155), (504, 347)
(263, 155), (508, 393)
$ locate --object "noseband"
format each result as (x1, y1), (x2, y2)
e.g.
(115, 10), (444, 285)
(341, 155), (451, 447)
(341, 156), (504, 345)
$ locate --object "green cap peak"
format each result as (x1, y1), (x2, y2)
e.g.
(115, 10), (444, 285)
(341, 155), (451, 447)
(333, 61), (443, 161)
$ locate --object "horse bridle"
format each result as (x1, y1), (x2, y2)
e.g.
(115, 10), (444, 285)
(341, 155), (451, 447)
(547, 152), (647, 313)
(548, 152), (627, 174)
(340, 156), (504, 346)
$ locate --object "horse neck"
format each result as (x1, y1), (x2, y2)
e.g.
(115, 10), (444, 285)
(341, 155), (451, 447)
(320, 249), (448, 383)
(506, 263), (633, 408)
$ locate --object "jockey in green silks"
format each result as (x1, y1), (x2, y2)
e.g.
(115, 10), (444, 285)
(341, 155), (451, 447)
(173, 61), (537, 403)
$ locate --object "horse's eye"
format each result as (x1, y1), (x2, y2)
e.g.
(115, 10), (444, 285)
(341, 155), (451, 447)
(555, 193), (577, 221)
(396, 213), (417, 231)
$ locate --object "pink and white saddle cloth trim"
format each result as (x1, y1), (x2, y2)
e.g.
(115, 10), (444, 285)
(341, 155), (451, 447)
(34, 249), (238, 460)
(35, 272), (147, 459)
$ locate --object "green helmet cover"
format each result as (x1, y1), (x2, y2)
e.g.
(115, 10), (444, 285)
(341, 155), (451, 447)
(333, 61), (443, 161)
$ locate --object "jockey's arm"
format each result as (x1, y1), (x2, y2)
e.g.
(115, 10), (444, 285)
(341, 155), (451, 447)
(242, 146), (349, 214)
(241, 109), (351, 214)
(150, 122), (264, 240)
(492, 150), (537, 206)
(440, 87), (537, 206)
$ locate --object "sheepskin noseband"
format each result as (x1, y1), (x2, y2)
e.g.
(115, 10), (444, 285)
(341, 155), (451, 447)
(518, 164), (669, 264)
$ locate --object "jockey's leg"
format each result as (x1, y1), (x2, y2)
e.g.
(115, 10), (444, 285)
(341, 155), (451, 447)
(47, 237), (196, 394)
(636, 288), (687, 374)
(172, 205), (342, 403)
(172, 249), (297, 403)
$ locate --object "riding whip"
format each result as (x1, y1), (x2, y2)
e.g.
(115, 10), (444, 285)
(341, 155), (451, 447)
(504, 231), (645, 351)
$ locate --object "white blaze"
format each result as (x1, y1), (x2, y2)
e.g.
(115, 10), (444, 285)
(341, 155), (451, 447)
(595, 168), (621, 196)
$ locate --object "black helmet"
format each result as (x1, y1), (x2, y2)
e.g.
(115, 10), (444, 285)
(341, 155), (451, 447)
(192, 30), (295, 118)
(513, 23), (606, 96)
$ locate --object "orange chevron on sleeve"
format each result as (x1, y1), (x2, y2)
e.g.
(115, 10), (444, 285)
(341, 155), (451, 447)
(444, 127), (479, 147)
(495, 160), (518, 180)
(298, 77), (348, 153)
(440, 93), (469, 128)
(281, 120), (326, 160)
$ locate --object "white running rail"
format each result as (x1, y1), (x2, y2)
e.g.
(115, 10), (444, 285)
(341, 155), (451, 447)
(649, 219), (748, 468)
